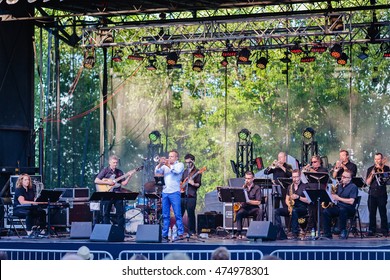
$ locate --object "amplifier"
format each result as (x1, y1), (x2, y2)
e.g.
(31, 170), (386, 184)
(50, 203), (92, 227)
(197, 213), (223, 234)
(223, 203), (250, 230)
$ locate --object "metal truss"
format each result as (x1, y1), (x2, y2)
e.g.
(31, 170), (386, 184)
(81, 11), (390, 55)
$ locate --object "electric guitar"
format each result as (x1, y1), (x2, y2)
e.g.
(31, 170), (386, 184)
(180, 166), (207, 193)
(95, 166), (143, 192)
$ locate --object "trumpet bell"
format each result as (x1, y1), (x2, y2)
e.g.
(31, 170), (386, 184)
(153, 155), (160, 162)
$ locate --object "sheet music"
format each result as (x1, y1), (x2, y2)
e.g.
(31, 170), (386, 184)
(303, 190), (312, 204)
(244, 189), (249, 202)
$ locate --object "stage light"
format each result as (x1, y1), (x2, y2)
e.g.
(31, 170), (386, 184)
(222, 50), (237, 57)
(337, 52), (348, 65)
(300, 56), (316, 63)
(330, 44), (342, 59)
(220, 58), (228, 67)
(192, 59), (204, 72)
(291, 43), (303, 54)
(238, 128), (251, 141)
(310, 45), (327, 54)
(193, 47), (205, 59)
(238, 48), (251, 62)
(83, 48), (95, 69)
(303, 127), (315, 141)
(148, 131), (161, 143)
(166, 52), (179, 65)
(146, 56), (157, 71)
(112, 49), (124, 62)
(256, 57), (268, 69)
(357, 47), (369, 60)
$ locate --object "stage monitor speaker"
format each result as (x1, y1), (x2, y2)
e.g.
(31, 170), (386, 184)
(246, 221), (277, 241)
(70, 222), (92, 239)
(90, 224), (124, 242)
(136, 224), (161, 243)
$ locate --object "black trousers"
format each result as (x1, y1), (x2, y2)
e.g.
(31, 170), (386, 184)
(236, 206), (263, 234)
(323, 205), (355, 235)
(13, 206), (46, 231)
(274, 207), (307, 235)
(100, 199), (125, 230)
(181, 196), (197, 234)
(368, 194), (388, 233)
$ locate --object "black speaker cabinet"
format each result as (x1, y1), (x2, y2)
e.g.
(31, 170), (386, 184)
(223, 203), (250, 230)
(136, 224), (161, 243)
(246, 221), (277, 241)
(70, 222), (92, 239)
(197, 213), (223, 234)
(90, 224), (124, 242)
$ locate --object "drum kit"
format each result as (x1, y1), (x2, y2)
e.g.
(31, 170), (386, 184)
(125, 179), (163, 233)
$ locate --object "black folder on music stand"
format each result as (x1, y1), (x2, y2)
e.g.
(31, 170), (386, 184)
(277, 178), (292, 190)
(254, 178), (274, 189)
(304, 172), (329, 190)
(351, 177), (365, 189)
(217, 187), (247, 238)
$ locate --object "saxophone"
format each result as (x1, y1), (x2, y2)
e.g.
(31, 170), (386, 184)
(321, 183), (338, 209)
(288, 183), (294, 215)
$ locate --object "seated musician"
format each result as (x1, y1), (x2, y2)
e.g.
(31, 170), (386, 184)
(235, 171), (263, 239)
(322, 170), (358, 239)
(274, 169), (309, 240)
(12, 174), (46, 238)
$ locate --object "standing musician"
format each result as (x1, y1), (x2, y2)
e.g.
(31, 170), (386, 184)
(303, 155), (329, 173)
(13, 174), (46, 238)
(155, 149), (185, 241)
(365, 152), (389, 237)
(264, 152), (293, 208)
(180, 153), (202, 236)
(274, 169), (309, 240)
(332, 149), (358, 179)
(322, 170), (358, 239)
(94, 155), (135, 232)
(234, 171), (263, 239)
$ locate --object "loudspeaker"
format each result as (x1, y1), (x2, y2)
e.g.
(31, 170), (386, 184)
(246, 221), (277, 241)
(197, 213), (223, 233)
(90, 224), (124, 242)
(136, 224), (161, 243)
(70, 222), (92, 239)
(223, 203), (250, 230)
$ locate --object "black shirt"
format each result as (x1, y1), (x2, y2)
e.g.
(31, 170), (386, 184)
(366, 165), (390, 197)
(14, 187), (35, 207)
(337, 181), (358, 210)
(288, 182), (308, 209)
(334, 161), (358, 178)
(243, 184), (263, 209)
(181, 167), (202, 198)
(264, 163), (293, 179)
(96, 167), (125, 192)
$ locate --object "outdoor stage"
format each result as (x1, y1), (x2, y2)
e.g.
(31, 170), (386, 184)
(1, 231), (390, 260)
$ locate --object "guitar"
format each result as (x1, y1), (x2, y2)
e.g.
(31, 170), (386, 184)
(180, 166), (207, 193)
(95, 166), (144, 192)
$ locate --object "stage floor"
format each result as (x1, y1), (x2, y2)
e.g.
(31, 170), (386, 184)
(1, 230), (390, 260)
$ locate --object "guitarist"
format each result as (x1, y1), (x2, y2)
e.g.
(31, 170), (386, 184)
(94, 155), (134, 231)
(180, 154), (202, 236)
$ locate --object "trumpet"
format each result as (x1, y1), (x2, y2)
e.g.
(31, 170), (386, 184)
(333, 160), (349, 172)
(321, 183), (338, 209)
(153, 155), (160, 162)
(270, 160), (279, 169)
(303, 164), (314, 172)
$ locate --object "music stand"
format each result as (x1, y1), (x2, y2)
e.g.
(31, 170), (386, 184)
(217, 187), (247, 238)
(35, 190), (63, 237)
(351, 177), (365, 189)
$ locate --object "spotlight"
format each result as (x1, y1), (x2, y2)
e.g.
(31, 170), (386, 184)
(146, 56), (157, 71)
(337, 52), (348, 65)
(112, 49), (124, 62)
(222, 49), (237, 57)
(99, 30), (114, 45)
(220, 58), (228, 67)
(166, 52), (178, 65)
(238, 128), (251, 141)
(300, 56), (316, 63)
(128, 53), (144, 61)
(310, 45), (327, 54)
(303, 127), (315, 142)
(238, 48), (251, 62)
(148, 131), (161, 143)
(357, 47), (369, 60)
(330, 44), (342, 59)
(193, 47), (205, 58)
(291, 43), (303, 54)
(256, 57), (268, 69)
(192, 59), (204, 72)
(83, 48), (95, 69)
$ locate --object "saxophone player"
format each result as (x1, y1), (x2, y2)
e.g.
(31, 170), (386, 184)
(274, 169), (309, 240)
(322, 170), (358, 239)
(332, 149), (358, 179)
(365, 152), (389, 237)
(234, 171), (263, 239)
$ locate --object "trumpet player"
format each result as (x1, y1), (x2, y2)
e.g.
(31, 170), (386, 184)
(365, 153), (389, 237)
(303, 155), (328, 173)
(234, 171), (263, 239)
(332, 149), (357, 179)
(155, 149), (185, 241)
(322, 171), (358, 239)
(274, 169), (309, 240)
(264, 152), (293, 209)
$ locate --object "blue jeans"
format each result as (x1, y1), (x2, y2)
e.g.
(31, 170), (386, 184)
(162, 192), (184, 237)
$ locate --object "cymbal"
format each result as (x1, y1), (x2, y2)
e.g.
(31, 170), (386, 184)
(144, 181), (157, 192)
